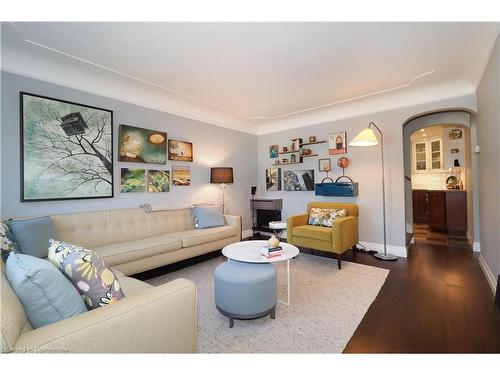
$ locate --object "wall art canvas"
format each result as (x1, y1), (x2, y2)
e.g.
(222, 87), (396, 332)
(119, 124), (166, 164)
(168, 139), (193, 162)
(265, 168), (281, 191)
(329, 131), (347, 155)
(147, 170), (170, 192)
(120, 168), (146, 193)
(318, 158), (331, 172)
(269, 145), (279, 158)
(172, 165), (191, 186)
(21, 92), (113, 202)
(283, 170), (315, 191)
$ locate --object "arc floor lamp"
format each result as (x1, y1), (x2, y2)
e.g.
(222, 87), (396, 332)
(349, 122), (398, 261)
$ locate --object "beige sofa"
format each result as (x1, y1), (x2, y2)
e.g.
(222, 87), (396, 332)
(1, 207), (242, 353)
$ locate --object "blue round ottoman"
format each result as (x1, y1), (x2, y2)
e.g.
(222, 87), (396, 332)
(214, 260), (277, 328)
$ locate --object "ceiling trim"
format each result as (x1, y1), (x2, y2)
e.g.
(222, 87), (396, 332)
(251, 70), (435, 120)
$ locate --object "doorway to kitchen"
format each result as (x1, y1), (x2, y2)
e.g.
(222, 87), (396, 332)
(402, 110), (480, 250)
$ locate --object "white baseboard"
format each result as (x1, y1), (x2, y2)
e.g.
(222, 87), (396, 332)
(478, 255), (496, 295)
(466, 231), (481, 252)
(359, 241), (407, 258)
(242, 229), (254, 239)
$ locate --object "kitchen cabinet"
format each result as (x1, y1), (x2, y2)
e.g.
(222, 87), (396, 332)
(412, 190), (467, 234)
(412, 190), (429, 223)
(446, 191), (467, 236)
(412, 137), (443, 172)
(428, 191), (446, 231)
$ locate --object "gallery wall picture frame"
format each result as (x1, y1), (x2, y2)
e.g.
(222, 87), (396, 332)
(118, 124), (167, 165)
(120, 168), (146, 193)
(318, 158), (331, 172)
(329, 131), (347, 155)
(265, 167), (282, 191)
(283, 170), (315, 191)
(269, 145), (279, 158)
(147, 170), (170, 192)
(20, 92), (114, 202)
(168, 139), (193, 162)
(172, 165), (191, 186)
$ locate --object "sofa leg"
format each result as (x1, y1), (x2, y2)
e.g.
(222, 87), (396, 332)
(337, 253), (342, 270)
(352, 245), (357, 259)
(270, 307), (276, 320)
(229, 317), (234, 328)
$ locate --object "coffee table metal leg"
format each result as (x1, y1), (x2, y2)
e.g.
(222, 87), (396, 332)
(278, 259), (291, 306)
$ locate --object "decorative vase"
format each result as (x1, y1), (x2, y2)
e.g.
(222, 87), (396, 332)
(303, 148), (312, 155)
(268, 235), (280, 249)
(309, 136), (316, 143)
(283, 146), (288, 152)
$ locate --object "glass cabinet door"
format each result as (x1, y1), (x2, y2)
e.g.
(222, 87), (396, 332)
(415, 142), (427, 171)
(430, 139), (441, 170)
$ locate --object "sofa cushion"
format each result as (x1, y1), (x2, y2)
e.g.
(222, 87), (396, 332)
(116, 274), (153, 296)
(192, 205), (225, 229)
(94, 235), (183, 266)
(8, 217), (56, 258)
(173, 225), (237, 248)
(48, 239), (124, 310)
(5, 253), (87, 329)
(293, 225), (333, 242)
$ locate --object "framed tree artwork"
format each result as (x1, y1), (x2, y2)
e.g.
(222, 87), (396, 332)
(20, 92), (114, 202)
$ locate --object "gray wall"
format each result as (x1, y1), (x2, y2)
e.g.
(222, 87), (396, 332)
(1, 72), (257, 231)
(477, 33), (500, 278)
(257, 95), (476, 253)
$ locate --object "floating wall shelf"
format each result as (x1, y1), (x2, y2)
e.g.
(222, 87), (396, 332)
(299, 140), (327, 146)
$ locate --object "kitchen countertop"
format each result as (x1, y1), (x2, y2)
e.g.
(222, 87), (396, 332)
(412, 189), (465, 192)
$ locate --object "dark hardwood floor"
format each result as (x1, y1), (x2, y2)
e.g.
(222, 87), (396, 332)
(133, 236), (500, 353)
(342, 241), (500, 353)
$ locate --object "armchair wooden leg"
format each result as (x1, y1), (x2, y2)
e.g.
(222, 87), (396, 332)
(352, 245), (357, 259)
(337, 253), (342, 270)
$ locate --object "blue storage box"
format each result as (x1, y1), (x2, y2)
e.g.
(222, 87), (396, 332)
(315, 182), (359, 197)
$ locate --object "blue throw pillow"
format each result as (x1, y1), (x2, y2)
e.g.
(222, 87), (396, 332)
(192, 205), (225, 229)
(9, 217), (56, 258)
(5, 253), (87, 329)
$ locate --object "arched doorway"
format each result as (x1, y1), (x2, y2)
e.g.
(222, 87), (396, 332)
(402, 110), (480, 250)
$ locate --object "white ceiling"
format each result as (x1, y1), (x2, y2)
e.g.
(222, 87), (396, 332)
(2, 22), (499, 134)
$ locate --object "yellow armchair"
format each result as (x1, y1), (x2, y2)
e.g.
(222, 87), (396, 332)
(287, 202), (359, 269)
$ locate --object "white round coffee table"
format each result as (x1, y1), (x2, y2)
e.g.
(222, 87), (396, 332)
(222, 240), (299, 306)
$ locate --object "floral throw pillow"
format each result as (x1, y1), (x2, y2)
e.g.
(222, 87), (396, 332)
(1, 220), (19, 261)
(48, 239), (124, 310)
(308, 208), (347, 227)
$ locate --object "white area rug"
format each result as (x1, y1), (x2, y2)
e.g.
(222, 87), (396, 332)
(146, 253), (389, 353)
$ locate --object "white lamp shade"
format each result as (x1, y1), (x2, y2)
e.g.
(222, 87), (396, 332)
(349, 128), (379, 147)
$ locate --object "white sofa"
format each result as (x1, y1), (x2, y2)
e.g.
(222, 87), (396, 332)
(1, 207), (242, 353)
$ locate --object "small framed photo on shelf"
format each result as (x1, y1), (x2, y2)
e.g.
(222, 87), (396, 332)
(318, 158), (331, 172)
(269, 144), (279, 158)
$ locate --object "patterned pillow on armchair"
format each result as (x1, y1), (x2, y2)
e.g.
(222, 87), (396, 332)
(308, 208), (347, 227)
